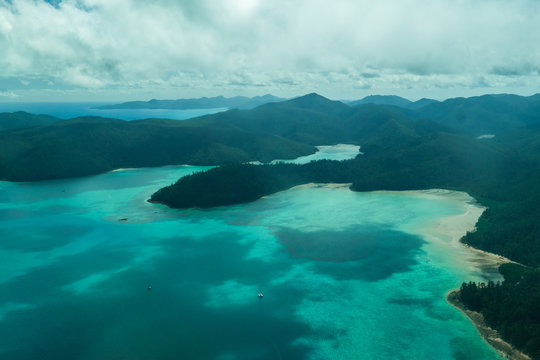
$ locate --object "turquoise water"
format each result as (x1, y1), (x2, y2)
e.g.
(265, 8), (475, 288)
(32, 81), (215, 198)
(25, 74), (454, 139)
(0, 167), (502, 359)
(271, 144), (362, 164)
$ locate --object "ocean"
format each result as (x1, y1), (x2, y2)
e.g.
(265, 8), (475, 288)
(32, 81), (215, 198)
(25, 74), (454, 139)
(0, 102), (226, 121)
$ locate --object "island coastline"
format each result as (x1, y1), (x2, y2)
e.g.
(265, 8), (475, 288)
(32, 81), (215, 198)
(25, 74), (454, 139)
(148, 182), (529, 358)
(447, 290), (531, 360)
(380, 189), (528, 359)
(407, 189), (530, 360)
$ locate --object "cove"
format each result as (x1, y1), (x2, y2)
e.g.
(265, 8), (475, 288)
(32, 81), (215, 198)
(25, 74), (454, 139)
(0, 165), (503, 359)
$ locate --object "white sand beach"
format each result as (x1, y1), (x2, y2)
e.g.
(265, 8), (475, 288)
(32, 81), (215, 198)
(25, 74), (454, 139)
(391, 189), (511, 278)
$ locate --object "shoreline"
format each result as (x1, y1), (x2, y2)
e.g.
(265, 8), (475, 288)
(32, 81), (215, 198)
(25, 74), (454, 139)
(394, 189), (512, 277)
(147, 185), (526, 357)
(446, 290), (531, 360)
(391, 189), (526, 358)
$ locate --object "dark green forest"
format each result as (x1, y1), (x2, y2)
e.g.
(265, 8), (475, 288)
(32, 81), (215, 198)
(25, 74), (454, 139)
(459, 264), (540, 358)
(0, 116), (315, 181)
(3, 93), (540, 357)
(150, 160), (352, 208)
(0, 111), (60, 131)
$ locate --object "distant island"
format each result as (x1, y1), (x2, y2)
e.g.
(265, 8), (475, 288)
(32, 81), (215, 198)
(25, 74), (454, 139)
(96, 94), (285, 110)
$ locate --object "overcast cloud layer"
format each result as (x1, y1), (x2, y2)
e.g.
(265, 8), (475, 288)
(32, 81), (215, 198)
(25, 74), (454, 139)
(1, 0), (540, 101)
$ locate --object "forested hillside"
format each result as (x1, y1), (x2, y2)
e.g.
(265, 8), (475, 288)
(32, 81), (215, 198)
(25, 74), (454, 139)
(0, 116), (315, 181)
(0, 111), (61, 131)
(458, 264), (540, 359)
(0, 93), (443, 181)
(413, 93), (540, 136)
(4, 92), (540, 182)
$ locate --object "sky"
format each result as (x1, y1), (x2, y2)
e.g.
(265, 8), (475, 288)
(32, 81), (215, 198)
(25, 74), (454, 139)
(1, 0), (540, 102)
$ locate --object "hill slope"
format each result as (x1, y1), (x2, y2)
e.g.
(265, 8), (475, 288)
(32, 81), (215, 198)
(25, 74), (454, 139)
(0, 111), (61, 131)
(0, 116), (315, 181)
(3, 92), (540, 184)
(414, 94), (540, 136)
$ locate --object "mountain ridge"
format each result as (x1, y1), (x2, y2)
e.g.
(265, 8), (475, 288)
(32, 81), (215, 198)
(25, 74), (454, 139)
(3, 92), (540, 182)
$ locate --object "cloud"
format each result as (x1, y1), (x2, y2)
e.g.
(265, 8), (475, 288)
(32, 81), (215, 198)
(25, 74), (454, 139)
(1, 0), (540, 100)
(0, 90), (20, 98)
(491, 64), (540, 77)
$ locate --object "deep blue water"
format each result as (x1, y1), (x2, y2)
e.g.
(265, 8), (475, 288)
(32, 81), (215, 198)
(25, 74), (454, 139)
(0, 102), (226, 120)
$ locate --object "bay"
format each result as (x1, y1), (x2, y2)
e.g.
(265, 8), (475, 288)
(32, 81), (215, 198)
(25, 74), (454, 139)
(0, 161), (503, 359)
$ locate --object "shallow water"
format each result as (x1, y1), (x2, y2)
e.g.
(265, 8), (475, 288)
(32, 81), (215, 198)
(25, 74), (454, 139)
(0, 167), (502, 359)
(271, 144), (362, 164)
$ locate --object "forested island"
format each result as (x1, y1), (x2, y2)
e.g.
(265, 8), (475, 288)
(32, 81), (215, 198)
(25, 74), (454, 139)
(3, 92), (540, 357)
(451, 263), (540, 359)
